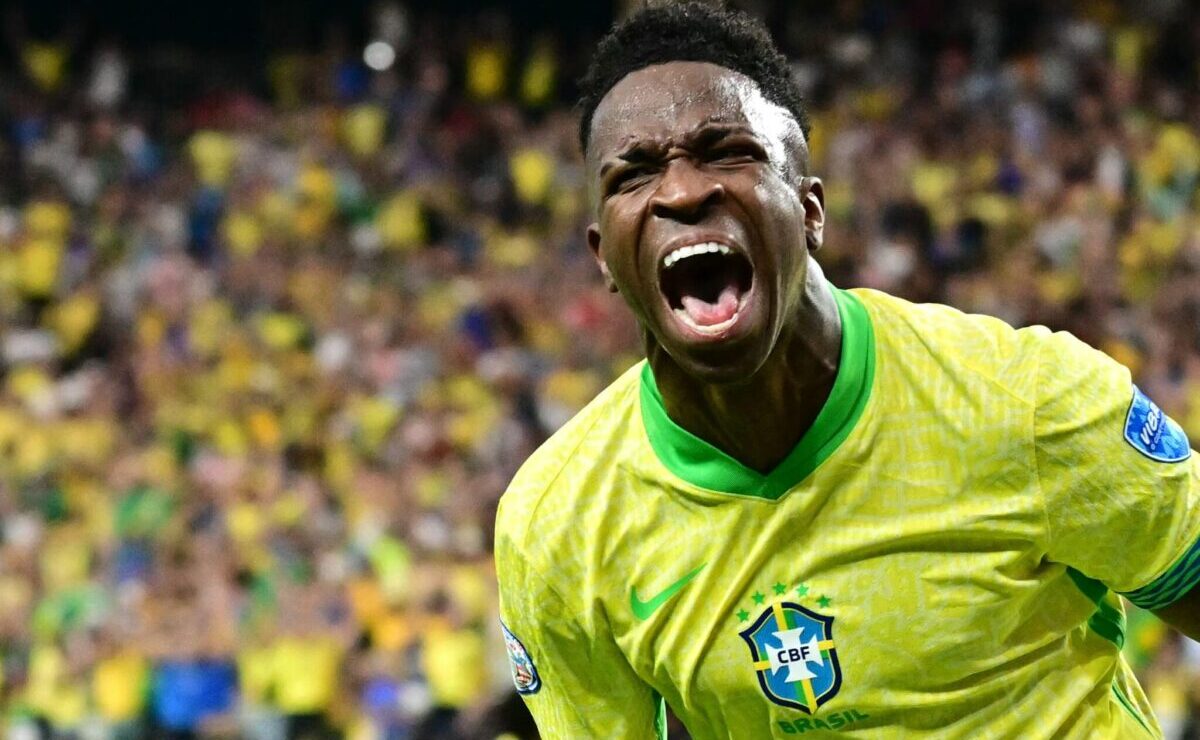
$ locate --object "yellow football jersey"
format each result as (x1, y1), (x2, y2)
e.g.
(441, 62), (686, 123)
(495, 287), (1200, 739)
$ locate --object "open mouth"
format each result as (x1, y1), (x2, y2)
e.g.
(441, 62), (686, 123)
(659, 242), (754, 335)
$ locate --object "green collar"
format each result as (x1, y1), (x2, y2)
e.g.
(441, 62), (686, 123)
(639, 287), (875, 500)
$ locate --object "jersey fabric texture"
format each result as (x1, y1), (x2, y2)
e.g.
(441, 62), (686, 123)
(495, 286), (1200, 739)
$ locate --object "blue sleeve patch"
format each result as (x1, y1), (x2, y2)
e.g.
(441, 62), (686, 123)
(501, 620), (541, 695)
(1124, 386), (1191, 463)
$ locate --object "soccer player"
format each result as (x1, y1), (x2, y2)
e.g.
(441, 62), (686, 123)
(494, 3), (1200, 737)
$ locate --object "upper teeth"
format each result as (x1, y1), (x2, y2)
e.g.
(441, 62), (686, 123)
(663, 242), (733, 270)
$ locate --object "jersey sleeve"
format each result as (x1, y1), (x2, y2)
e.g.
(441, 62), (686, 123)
(1034, 329), (1200, 609)
(495, 524), (663, 739)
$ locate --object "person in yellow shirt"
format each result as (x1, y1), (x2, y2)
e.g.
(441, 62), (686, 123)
(272, 585), (350, 740)
(414, 591), (488, 738)
(496, 4), (1200, 738)
(237, 619), (286, 740)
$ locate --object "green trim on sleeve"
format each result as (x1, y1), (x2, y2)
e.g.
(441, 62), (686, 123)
(1122, 533), (1200, 611)
(1111, 679), (1155, 737)
(1066, 568), (1126, 649)
(639, 287), (875, 500)
(653, 692), (667, 740)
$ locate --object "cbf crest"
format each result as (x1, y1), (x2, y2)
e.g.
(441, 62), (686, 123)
(737, 583), (842, 714)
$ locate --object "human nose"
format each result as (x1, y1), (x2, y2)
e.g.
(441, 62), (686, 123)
(648, 158), (725, 223)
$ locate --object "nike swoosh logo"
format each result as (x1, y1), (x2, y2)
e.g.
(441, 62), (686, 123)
(630, 563), (707, 621)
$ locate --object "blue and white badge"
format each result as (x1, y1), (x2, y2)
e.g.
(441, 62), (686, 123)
(501, 620), (541, 695)
(1124, 385), (1191, 463)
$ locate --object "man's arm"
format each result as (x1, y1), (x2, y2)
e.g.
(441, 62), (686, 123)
(1033, 331), (1200, 620)
(495, 526), (663, 739)
(1153, 588), (1200, 640)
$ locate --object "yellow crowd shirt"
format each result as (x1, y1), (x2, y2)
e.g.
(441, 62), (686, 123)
(93, 651), (149, 720)
(495, 287), (1200, 739)
(421, 624), (489, 708)
(273, 637), (341, 714)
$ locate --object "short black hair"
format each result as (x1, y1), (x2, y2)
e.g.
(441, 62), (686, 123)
(577, 1), (811, 154)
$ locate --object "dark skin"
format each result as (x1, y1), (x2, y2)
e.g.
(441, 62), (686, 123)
(1157, 592), (1200, 637)
(586, 61), (839, 473)
(585, 61), (1199, 635)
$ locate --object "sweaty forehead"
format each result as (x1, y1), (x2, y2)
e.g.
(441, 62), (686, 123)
(587, 61), (799, 169)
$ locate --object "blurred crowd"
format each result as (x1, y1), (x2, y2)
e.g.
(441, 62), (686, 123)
(0, 1), (1198, 738)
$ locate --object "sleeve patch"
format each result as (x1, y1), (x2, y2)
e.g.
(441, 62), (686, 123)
(501, 620), (542, 695)
(1124, 386), (1191, 463)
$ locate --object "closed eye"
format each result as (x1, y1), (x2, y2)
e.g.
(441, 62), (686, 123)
(606, 167), (657, 195)
(706, 142), (766, 165)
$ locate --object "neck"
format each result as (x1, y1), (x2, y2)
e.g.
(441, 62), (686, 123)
(648, 267), (842, 474)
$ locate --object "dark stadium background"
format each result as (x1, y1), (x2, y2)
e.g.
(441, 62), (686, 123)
(1, 0), (1199, 738)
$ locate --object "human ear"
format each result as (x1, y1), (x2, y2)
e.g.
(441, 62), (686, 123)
(587, 223), (618, 293)
(800, 177), (825, 253)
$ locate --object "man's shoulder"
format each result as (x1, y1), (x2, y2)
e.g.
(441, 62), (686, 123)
(853, 287), (1045, 347)
(496, 361), (643, 543)
(851, 287), (1058, 399)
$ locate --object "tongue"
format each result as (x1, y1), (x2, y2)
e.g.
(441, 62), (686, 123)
(681, 285), (740, 327)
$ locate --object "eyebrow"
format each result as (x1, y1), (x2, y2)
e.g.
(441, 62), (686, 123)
(684, 122), (749, 149)
(599, 119), (754, 176)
